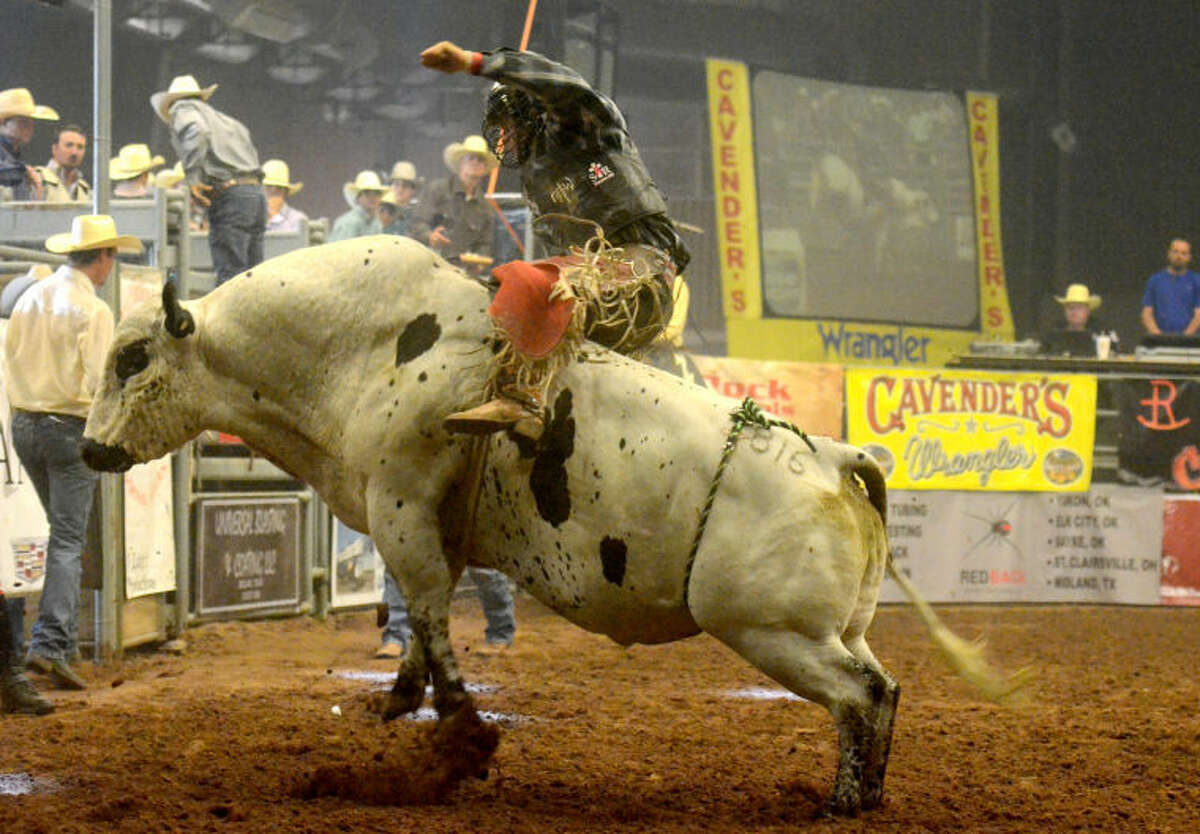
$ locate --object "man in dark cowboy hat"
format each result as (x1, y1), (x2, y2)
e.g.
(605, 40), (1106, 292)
(421, 41), (690, 440)
(152, 75), (264, 287)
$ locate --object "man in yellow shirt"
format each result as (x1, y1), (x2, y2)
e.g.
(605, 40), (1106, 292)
(4, 215), (141, 690)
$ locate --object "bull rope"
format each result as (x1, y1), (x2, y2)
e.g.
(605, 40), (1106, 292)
(682, 398), (816, 608)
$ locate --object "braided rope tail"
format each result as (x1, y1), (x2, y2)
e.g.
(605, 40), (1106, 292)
(681, 398), (815, 609)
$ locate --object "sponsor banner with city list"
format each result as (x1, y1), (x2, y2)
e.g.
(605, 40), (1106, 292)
(846, 368), (1096, 491)
(691, 356), (844, 440)
(878, 486), (1162, 605)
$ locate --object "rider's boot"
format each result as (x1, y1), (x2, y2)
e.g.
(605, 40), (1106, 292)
(444, 386), (544, 440)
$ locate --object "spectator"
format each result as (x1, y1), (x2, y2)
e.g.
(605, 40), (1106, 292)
(377, 568), (516, 659)
(378, 191), (404, 235)
(4, 215), (143, 691)
(1042, 283), (1117, 357)
(406, 134), (497, 271)
(110, 143), (164, 199)
(37, 123), (91, 203)
(152, 74), (264, 286)
(329, 170), (386, 241)
(384, 160), (421, 235)
(1, 588), (53, 715)
(0, 88), (58, 201)
(154, 161), (185, 191)
(1141, 238), (1200, 335)
(262, 159), (308, 233)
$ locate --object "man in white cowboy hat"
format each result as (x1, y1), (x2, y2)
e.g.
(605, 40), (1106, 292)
(385, 160), (421, 235)
(151, 74), (264, 286)
(4, 215), (143, 692)
(0, 88), (58, 201)
(36, 123), (91, 203)
(262, 159), (308, 233)
(1043, 283), (1116, 357)
(406, 135), (497, 272)
(110, 143), (165, 199)
(420, 43), (689, 438)
(329, 170), (387, 242)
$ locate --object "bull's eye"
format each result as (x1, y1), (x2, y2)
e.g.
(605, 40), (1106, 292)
(115, 339), (151, 382)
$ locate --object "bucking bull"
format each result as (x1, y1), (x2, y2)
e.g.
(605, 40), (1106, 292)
(81, 236), (1020, 816)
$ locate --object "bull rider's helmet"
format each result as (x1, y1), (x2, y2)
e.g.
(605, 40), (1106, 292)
(482, 82), (542, 168)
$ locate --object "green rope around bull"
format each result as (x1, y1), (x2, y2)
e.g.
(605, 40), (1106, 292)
(682, 397), (817, 608)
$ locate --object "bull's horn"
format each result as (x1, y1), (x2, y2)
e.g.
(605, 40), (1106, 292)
(162, 281), (195, 338)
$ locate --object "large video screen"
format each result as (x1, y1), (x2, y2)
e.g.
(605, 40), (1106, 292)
(752, 72), (978, 328)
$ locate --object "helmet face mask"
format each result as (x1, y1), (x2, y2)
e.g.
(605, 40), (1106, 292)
(483, 84), (541, 168)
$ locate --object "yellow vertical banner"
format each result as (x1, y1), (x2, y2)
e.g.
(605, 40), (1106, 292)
(706, 59), (762, 319)
(967, 92), (1014, 339)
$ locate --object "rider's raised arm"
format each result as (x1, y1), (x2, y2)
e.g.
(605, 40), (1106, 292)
(472, 48), (625, 130)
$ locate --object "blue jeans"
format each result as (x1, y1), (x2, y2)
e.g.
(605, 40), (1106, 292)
(381, 568), (515, 646)
(470, 568), (516, 645)
(208, 183), (265, 286)
(11, 411), (98, 663)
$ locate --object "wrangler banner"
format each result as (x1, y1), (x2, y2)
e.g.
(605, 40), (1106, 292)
(692, 356), (843, 439)
(846, 368), (1096, 491)
(706, 61), (1014, 365)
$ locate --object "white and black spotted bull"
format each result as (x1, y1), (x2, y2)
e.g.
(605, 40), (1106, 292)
(81, 236), (1019, 816)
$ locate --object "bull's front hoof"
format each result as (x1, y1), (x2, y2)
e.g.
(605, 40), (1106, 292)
(380, 688), (423, 722)
(818, 791), (862, 819)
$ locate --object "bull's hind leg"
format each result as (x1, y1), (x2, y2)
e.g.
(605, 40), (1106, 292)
(714, 627), (885, 817)
(844, 635), (900, 810)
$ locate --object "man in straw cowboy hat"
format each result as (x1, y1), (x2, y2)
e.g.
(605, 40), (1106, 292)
(329, 170), (387, 242)
(384, 160), (421, 235)
(407, 135), (497, 273)
(109, 143), (165, 199)
(420, 42), (690, 440)
(37, 123), (91, 203)
(4, 215), (143, 692)
(262, 159), (308, 233)
(1042, 283), (1117, 357)
(0, 88), (58, 201)
(152, 74), (264, 287)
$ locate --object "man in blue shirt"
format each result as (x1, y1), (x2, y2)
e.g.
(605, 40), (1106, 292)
(1142, 238), (1200, 335)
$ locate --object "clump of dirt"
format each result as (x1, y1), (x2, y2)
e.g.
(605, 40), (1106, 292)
(296, 703), (500, 805)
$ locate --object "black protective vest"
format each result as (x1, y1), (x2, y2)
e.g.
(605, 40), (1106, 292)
(520, 121), (670, 260)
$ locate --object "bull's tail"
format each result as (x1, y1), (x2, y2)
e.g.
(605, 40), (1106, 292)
(884, 558), (1032, 704)
(849, 451), (1031, 705)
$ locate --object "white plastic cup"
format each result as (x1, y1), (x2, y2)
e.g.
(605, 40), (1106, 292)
(1096, 334), (1112, 359)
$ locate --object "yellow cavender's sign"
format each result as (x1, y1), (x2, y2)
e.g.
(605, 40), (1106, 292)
(846, 368), (1096, 491)
(706, 59), (761, 319)
(967, 91), (1014, 338)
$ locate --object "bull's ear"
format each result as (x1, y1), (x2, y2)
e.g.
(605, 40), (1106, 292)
(162, 281), (195, 338)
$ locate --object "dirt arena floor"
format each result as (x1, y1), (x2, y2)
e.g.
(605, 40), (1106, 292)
(2, 595), (1197, 832)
